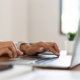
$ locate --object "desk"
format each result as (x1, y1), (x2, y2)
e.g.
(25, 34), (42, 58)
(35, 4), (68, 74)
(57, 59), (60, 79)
(0, 56), (80, 80)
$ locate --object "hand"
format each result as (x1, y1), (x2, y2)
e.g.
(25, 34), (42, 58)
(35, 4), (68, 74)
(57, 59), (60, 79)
(20, 41), (60, 56)
(0, 41), (23, 58)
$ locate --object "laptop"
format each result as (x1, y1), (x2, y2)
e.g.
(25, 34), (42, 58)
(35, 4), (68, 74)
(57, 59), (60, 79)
(0, 25), (80, 69)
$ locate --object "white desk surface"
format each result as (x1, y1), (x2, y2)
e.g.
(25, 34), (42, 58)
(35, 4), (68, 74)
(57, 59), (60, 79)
(0, 50), (80, 80)
(0, 65), (32, 80)
(10, 68), (80, 80)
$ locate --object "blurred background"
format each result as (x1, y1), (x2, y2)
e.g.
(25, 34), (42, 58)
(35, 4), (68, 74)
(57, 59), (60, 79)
(0, 0), (79, 50)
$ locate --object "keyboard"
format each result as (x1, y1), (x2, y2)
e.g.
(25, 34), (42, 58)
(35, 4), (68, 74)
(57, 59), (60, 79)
(28, 57), (58, 64)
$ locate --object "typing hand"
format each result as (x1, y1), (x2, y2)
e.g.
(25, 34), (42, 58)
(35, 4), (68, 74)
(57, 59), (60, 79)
(0, 41), (23, 58)
(20, 41), (60, 56)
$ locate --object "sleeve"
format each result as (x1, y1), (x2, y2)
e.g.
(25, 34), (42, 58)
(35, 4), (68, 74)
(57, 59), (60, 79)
(16, 41), (29, 50)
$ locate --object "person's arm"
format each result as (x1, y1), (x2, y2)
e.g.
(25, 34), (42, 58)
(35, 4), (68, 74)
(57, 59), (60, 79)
(0, 41), (60, 57)
(19, 41), (60, 56)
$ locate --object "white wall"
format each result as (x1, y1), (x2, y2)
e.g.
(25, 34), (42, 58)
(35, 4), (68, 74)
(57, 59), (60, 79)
(0, 0), (67, 50)
(0, 0), (29, 43)
(29, 0), (67, 50)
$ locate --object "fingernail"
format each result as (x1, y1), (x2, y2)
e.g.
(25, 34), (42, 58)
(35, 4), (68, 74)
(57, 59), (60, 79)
(39, 47), (44, 52)
(21, 52), (23, 54)
(39, 47), (44, 51)
(57, 53), (60, 56)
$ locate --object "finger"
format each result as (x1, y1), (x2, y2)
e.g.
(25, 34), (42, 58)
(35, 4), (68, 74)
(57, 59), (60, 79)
(12, 42), (23, 56)
(17, 49), (23, 56)
(38, 41), (60, 56)
(8, 43), (17, 58)
(0, 41), (17, 58)
(9, 41), (23, 58)
(7, 41), (17, 58)
(45, 42), (60, 53)
(49, 47), (60, 56)
(0, 48), (13, 58)
(37, 47), (44, 52)
(12, 42), (18, 56)
(52, 43), (59, 53)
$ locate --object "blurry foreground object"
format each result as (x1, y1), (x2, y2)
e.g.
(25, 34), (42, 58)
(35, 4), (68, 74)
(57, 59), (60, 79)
(0, 65), (32, 80)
